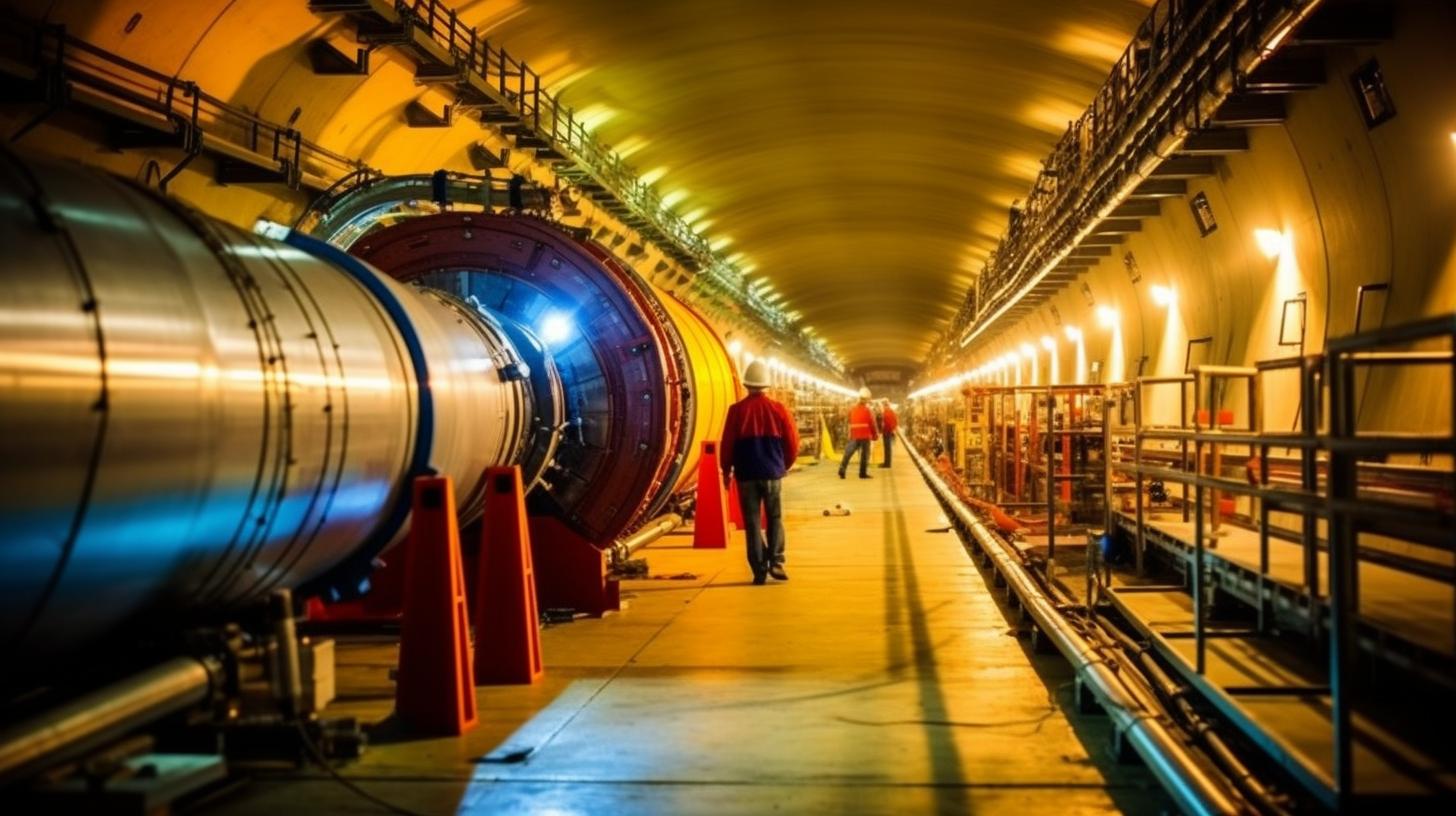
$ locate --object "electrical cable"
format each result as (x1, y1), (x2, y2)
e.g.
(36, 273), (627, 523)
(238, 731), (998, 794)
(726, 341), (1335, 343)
(293, 721), (432, 816)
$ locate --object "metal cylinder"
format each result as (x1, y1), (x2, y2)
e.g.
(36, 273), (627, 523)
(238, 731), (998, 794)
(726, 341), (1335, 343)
(0, 153), (539, 661)
(347, 211), (738, 546)
(0, 657), (215, 784)
(657, 290), (740, 497)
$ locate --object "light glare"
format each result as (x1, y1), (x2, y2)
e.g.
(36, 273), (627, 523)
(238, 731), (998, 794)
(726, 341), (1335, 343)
(1254, 228), (1289, 260)
(1096, 306), (1118, 328)
(1150, 285), (1175, 307)
(540, 312), (574, 346)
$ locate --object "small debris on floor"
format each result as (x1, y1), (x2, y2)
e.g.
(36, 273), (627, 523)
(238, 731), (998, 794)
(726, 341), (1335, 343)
(542, 608), (581, 624)
(611, 557), (650, 578)
(648, 572), (698, 580)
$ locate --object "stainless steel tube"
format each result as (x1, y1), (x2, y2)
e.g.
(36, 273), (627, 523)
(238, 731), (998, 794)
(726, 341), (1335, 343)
(902, 434), (1247, 816)
(0, 657), (215, 784)
(0, 153), (545, 661)
(610, 513), (684, 563)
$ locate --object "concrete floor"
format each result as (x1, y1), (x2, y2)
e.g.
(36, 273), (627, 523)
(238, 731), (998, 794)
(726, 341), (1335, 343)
(203, 452), (1170, 815)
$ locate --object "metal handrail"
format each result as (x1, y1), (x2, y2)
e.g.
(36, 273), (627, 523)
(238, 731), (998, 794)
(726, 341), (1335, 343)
(386, 0), (845, 370)
(5, 20), (371, 188)
(947, 0), (1323, 353)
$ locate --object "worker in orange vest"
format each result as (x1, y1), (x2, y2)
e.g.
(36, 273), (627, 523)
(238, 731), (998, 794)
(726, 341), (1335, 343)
(838, 388), (878, 479)
(878, 399), (899, 468)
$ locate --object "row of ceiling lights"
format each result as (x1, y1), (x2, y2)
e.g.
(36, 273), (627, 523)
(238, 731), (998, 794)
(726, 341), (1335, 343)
(908, 285), (1176, 400)
(919, 220), (1302, 399)
(726, 339), (858, 398)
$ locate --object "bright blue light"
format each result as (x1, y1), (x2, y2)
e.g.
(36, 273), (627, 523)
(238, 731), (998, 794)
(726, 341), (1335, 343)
(539, 312), (574, 346)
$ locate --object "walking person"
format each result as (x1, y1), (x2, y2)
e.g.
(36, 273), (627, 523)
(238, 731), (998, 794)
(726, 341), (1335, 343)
(878, 399), (899, 468)
(838, 388), (877, 479)
(720, 359), (799, 585)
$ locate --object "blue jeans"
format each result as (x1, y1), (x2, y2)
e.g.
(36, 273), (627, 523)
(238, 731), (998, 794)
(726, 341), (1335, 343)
(737, 478), (784, 576)
(882, 434), (894, 467)
(839, 438), (871, 476)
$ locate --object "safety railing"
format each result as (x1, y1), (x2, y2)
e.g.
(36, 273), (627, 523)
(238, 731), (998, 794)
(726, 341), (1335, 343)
(380, 0), (842, 367)
(1323, 315), (1456, 797)
(1103, 325), (1456, 802)
(949, 0), (1322, 352)
(3, 18), (371, 191)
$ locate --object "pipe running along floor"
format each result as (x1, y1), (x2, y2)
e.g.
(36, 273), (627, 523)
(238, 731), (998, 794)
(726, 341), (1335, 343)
(204, 451), (1172, 815)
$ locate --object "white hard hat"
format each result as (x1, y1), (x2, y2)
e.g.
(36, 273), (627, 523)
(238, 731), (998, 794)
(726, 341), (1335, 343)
(858, 387), (872, 399)
(743, 359), (771, 388)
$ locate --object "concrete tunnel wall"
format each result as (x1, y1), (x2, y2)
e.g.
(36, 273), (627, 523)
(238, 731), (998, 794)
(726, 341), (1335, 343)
(962, 0), (1456, 444)
(0, 0), (792, 363)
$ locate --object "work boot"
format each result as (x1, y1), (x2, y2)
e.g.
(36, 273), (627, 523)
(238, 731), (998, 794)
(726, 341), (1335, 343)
(837, 469), (845, 479)
(753, 572), (767, 585)
(859, 473), (872, 479)
(769, 564), (788, 581)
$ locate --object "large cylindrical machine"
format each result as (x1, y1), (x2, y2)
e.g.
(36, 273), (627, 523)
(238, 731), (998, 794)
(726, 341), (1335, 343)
(344, 210), (740, 544)
(0, 154), (736, 666)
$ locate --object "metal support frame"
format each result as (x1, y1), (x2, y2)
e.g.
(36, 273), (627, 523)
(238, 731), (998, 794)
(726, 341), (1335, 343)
(1095, 316), (1456, 806)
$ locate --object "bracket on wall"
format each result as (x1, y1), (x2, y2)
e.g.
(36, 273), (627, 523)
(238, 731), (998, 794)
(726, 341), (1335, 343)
(308, 38), (371, 75)
(1278, 292), (1308, 356)
(404, 100), (452, 128)
(1184, 336), (1213, 374)
(1353, 282), (1389, 334)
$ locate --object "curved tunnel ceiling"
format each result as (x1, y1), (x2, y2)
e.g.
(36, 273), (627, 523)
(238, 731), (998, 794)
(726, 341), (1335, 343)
(482, 0), (1153, 369)
(23, 0), (1151, 371)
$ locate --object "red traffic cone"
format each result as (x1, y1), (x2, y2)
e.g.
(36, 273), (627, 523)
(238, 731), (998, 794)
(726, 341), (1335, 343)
(694, 441), (730, 549)
(395, 476), (478, 736)
(474, 466), (544, 685)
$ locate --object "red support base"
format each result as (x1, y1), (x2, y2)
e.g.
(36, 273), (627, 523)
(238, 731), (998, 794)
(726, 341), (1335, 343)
(694, 441), (730, 549)
(304, 550), (406, 623)
(528, 515), (620, 617)
(474, 467), (544, 685)
(394, 476), (477, 736)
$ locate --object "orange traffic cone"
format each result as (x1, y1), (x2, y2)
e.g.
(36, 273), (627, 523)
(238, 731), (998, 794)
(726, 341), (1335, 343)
(728, 479), (745, 529)
(394, 476), (478, 736)
(727, 479), (765, 531)
(694, 441), (729, 549)
(474, 466), (544, 685)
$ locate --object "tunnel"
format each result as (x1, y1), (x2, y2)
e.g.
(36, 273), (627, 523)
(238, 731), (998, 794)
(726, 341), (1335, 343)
(0, 0), (1454, 813)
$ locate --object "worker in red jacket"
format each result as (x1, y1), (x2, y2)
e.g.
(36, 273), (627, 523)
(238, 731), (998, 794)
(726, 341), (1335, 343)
(878, 399), (899, 468)
(720, 359), (800, 584)
(838, 387), (878, 479)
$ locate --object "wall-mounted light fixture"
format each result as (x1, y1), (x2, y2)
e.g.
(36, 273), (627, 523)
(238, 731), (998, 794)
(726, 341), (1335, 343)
(1150, 284), (1176, 308)
(1096, 306), (1119, 328)
(1254, 228), (1289, 260)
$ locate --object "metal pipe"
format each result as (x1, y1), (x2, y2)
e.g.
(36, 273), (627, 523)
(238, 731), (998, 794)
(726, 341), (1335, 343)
(902, 433), (1247, 816)
(0, 657), (215, 784)
(610, 513), (684, 564)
